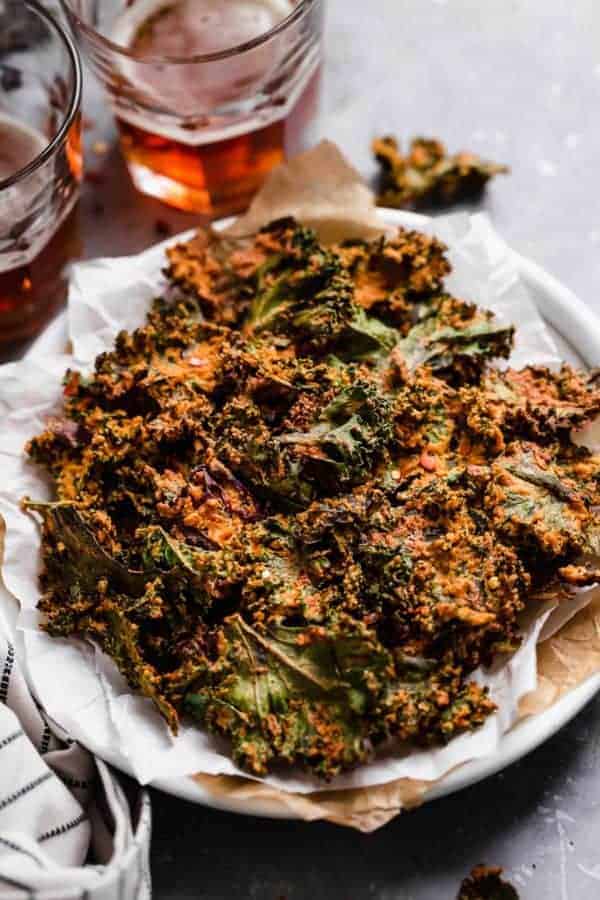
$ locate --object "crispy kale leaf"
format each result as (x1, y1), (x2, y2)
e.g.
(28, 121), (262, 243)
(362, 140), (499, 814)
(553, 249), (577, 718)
(335, 230), (451, 328)
(24, 501), (148, 599)
(236, 218), (398, 362)
(488, 445), (593, 558)
(186, 614), (390, 777)
(242, 220), (356, 352)
(216, 378), (394, 507)
(477, 365), (600, 442)
(276, 381), (394, 489)
(373, 135), (509, 210)
(457, 866), (519, 900)
(392, 296), (514, 382)
(165, 229), (248, 325)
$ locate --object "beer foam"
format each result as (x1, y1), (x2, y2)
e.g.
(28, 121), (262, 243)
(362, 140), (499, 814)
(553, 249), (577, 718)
(108, 0), (318, 146)
(0, 113), (47, 180)
(111, 0), (295, 56)
(0, 113), (75, 272)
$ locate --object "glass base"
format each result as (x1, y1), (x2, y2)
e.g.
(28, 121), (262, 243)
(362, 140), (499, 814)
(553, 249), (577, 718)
(118, 118), (286, 217)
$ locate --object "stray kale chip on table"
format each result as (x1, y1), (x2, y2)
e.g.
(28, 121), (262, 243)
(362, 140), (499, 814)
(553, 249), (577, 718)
(24, 217), (600, 780)
(373, 136), (509, 210)
(457, 866), (519, 900)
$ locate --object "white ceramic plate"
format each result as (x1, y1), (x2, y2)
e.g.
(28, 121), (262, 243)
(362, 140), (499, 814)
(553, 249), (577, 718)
(9, 208), (600, 819)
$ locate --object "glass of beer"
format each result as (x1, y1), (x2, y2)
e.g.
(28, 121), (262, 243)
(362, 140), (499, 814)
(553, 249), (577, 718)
(0, 0), (82, 356)
(60, 0), (324, 217)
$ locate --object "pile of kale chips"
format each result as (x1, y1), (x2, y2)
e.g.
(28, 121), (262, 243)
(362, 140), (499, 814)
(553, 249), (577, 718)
(26, 218), (600, 779)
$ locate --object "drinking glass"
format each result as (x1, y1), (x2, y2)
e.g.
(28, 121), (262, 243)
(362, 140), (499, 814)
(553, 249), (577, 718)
(0, 0), (82, 354)
(60, 0), (324, 217)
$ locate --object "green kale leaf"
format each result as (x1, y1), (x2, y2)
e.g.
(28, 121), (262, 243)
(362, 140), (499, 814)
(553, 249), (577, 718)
(185, 614), (391, 778)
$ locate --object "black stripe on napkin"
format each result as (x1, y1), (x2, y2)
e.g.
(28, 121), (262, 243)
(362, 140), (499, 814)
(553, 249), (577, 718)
(38, 811), (88, 843)
(39, 722), (51, 755)
(60, 775), (93, 790)
(0, 835), (44, 867)
(0, 771), (53, 811)
(0, 642), (15, 704)
(0, 728), (23, 751)
(118, 867), (125, 900)
(0, 871), (34, 896)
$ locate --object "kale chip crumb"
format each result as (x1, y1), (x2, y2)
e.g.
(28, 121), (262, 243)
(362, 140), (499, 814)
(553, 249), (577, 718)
(457, 865), (520, 900)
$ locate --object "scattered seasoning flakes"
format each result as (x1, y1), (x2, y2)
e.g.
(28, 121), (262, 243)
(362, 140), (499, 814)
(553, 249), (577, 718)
(372, 135), (509, 210)
(0, 64), (22, 92)
(92, 140), (108, 156)
(457, 865), (520, 900)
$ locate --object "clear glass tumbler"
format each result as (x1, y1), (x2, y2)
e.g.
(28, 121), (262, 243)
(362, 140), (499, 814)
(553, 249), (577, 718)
(0, 0), (82, 354)
(60, 0), (324, 217)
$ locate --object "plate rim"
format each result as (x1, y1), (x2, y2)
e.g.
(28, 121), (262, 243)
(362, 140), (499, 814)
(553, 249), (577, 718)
(16, 206), (600, 819)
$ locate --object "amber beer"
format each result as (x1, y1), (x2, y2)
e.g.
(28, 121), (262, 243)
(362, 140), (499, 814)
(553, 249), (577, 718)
(110, 0), (322, 216)
(0, 115), (81, 353)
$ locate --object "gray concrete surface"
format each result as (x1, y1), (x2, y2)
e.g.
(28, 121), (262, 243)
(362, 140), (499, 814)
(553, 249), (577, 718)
(62, 0), (600, 896)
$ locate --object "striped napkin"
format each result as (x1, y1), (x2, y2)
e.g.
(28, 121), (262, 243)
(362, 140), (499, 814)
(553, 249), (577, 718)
(0, 633), (152, 900)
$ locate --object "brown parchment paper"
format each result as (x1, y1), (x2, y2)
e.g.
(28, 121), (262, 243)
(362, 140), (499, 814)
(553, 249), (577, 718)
(185, 141), (600, 832)
(520, 591), (600, 716)
(225, 140), (387, 243)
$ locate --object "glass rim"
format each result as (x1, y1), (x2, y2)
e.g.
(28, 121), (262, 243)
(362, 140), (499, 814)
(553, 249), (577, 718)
(60, 0), (316, 66)
(0, 0), (82, 192)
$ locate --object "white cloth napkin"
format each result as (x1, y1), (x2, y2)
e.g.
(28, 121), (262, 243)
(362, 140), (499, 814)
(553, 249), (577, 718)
(0, 629), (152, 900)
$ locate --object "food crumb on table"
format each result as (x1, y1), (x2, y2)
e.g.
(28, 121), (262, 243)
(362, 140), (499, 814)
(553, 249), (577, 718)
(456, 865), (520, 899)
